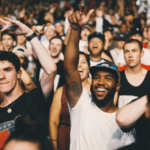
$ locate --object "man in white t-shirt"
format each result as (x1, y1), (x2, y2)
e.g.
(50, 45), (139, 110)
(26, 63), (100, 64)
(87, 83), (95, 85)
(64, 6), (135, 150)
(110, 33), (127, 66)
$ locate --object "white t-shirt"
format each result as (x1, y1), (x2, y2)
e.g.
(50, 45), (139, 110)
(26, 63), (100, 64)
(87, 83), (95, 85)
(117, 48), (150, 66)
(110, 48), (123, 66)
(68, 87), (135, 150)
(90, 59), (106, 67)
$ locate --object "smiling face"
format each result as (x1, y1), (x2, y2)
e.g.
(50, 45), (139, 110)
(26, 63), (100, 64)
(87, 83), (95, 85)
(89, 37), (103, 56)
(49, 38), (62, 58)
(124, 42), (143, 68)
(91, 71), (117, 107)
(0, 61), (21, 94)
(78, 54), (89, 81)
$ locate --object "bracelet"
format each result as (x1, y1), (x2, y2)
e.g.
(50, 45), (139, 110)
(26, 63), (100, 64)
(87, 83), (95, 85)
(26, 32), (37, 41)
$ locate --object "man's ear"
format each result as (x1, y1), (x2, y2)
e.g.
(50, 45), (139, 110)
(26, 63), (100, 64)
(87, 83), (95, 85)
(17, 69), (22, 79)
(144, 104), (150, 118)
(116, 79), (121, 91)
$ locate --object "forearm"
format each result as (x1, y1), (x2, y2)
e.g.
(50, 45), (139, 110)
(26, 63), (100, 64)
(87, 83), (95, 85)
(49, 123), (58, 150)
(116, 95), (147, 128)
(26, 31), (57, 75)
(64, 29), (81, 72)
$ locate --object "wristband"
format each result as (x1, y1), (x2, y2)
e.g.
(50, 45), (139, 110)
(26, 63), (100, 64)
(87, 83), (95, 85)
(26, 32), (37, 41)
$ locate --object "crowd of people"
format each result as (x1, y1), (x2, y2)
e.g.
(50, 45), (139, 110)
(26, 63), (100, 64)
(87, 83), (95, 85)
(0, 0), (150, 150)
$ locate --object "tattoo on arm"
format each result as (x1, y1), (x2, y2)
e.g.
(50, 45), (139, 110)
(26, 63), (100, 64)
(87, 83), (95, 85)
(71, 81), (81, 97)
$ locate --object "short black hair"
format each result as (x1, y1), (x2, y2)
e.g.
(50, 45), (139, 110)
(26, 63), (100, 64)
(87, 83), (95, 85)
(3, 114), (53, 150)
(0, 51), (20, 71)
(79, 52), (90, 67)
(123, 39), (143, 51)
(1, 30), (16, 41)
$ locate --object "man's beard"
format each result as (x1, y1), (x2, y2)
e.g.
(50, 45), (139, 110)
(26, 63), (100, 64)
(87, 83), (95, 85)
(91, 85), (116, 107)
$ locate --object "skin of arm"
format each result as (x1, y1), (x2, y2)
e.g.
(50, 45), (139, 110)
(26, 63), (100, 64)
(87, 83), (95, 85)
(64, 7), (94, 108)
(20, 67), (37, 92)
(63, 26), (71, 46)
(49, 86), (63, 150)
(0, 18), (57, 99)
(116, 95), (148, 129)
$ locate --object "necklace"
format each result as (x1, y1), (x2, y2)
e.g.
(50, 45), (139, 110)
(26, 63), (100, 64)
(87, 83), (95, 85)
(0, 100), (16, 113)
(7, 100), (16, 113)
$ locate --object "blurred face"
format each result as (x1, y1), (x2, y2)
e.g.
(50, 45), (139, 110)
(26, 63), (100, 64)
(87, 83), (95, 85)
(120, 24), (127, 33)
(89, 37), (103, 56)
(124, 42), (143, 68)
(44, 28), (56, 40)
(55, 23), (63, 34)
(17, 35), (26, 45)
(91, 71), (117, 106)
(3, 140), (39, 150)
(0, 61), (21, 94)
(14, 53), (26, 66)
(81, 28), (91, 41)
(78, 54), (89, 81)
(130, 34), (142, 42)
(143, 27), (148, 39)
(2, 34), (14, 51)
(49, 38), (62, 58)
(116, 40), (125, 49)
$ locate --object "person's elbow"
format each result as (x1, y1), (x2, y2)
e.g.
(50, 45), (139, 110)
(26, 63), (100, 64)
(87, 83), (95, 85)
(47, 64), (57, 76)
(116, 111), (129, 128)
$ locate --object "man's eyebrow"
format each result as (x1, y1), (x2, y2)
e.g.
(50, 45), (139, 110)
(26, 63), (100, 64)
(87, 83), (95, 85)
(3, 67), (13, 70)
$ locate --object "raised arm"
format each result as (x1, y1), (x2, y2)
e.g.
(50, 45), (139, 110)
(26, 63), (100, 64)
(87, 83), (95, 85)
(64, 6), (94, 108)
(0, 18), (57, 99)
(116, 95), (148, 129)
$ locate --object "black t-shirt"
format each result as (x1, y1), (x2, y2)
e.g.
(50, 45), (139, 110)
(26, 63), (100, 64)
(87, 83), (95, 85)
(118, 70), (150, 107)
(0, 86), (46, 134)
(56, 60), (65, 89)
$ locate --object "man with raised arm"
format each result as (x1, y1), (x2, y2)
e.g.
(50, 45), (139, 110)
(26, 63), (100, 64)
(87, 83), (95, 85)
(64, 6), (135, 150)
(0, 18), (57, 148)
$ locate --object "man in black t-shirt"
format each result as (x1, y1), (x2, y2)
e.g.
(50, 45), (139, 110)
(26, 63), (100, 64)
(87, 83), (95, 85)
(39, 36), (65, 91)
(118, 39), (150, 108)
(0, 18), (57, 148)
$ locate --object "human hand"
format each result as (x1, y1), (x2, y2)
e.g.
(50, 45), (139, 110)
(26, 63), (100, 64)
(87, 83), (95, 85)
(68, 4), (94, 30)
(0, 17), (33, 37)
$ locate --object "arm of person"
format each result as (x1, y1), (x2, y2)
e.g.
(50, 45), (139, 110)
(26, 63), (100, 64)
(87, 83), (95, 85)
(49, 86), (63, 150)
(63, 26), (71, 46)
(0, 18), (57, 99)
(101, 52), (113, 62)
(116, 95), (148, 129)
(64, 6), (94, 108)
(20, 67), (37, 92)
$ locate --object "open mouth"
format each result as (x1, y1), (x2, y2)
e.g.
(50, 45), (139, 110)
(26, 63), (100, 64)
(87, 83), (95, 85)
(78, 69), (83, 73)
(96, 88), (107, 96)
(93, 45), (98, 48)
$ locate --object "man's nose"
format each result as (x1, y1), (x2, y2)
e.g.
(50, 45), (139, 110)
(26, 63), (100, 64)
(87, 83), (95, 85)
(0, 72), (5, 79)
